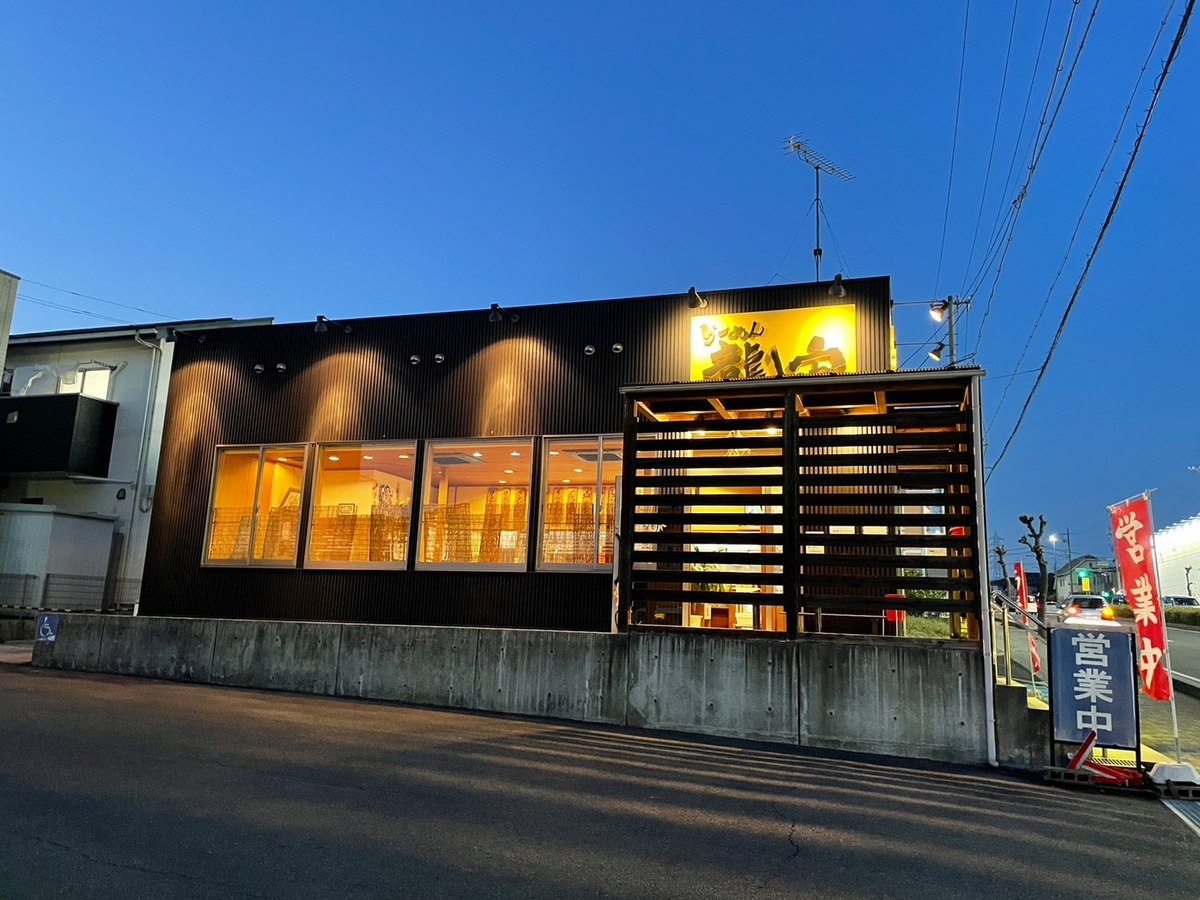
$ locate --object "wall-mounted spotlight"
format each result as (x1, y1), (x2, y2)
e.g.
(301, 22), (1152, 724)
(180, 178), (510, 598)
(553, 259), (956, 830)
(488, 303), (520, 323)
(315, 315), (352, 334)
(584, 344), (596, 356)
(275, 363), (287, 374)
(409, 354), (420, 365)
(828, 273), (846, 297)
(612, 343), (624, 354)
(687, 286), (708, 309)
(928, 300), (949, 323)
(928, 342), (945, 362)
(253, 363), (265, 374)
(433, 353), (445, 364)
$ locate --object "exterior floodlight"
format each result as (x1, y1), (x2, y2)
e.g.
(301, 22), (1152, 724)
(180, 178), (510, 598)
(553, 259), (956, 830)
(315, 315), (351, 334)
(928, 342), (945, 362)
(828, 274), (846, 298)
(687, 286), (708, 309)
(929, 300), (949, 323)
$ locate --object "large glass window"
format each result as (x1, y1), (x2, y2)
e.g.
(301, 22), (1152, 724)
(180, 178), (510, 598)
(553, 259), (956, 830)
(540, 435), (621, 568)
(418, 439), (533, 567)
(203, 446), (307, 565)
(307, 444), (416, 567)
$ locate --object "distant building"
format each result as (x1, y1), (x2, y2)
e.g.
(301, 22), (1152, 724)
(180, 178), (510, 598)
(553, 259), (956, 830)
(0, 318), (269, 611)
(1049, 554), (1118, 601)
(1154, 513), (1200, 598)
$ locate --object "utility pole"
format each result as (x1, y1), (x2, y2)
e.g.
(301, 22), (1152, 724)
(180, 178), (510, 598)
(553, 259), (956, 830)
(783, 135), (853, 283)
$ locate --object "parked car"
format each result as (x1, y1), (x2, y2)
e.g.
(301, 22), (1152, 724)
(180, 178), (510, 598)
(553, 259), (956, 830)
(1162, 595), (1200, 608)
(1060, 594), (1123, 627)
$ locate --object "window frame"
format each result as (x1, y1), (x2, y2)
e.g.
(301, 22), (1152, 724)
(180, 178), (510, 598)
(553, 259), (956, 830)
(303, 440), (418, 571)
(536, 433), (621, 572)
(201, 443), (310, 568)
(415, 436), (536, 572)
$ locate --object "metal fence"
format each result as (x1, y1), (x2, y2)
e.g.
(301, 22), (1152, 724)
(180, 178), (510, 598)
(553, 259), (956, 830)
(0, 573), (140, 613)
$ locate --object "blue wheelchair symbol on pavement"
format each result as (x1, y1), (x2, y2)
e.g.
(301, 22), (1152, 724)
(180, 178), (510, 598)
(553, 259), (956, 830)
(36, 614), (59, 642)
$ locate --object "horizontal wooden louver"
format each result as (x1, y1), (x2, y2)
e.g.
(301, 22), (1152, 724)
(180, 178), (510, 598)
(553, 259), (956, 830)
(620, 374), (981, 631)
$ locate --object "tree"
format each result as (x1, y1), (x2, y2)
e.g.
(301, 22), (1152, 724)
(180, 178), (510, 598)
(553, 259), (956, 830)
(1018, 514), (1050, 609)
(994, 542), (1014, 599)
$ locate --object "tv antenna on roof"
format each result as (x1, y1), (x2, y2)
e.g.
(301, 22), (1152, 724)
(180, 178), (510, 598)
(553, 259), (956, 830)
(783, 134), (853, 283)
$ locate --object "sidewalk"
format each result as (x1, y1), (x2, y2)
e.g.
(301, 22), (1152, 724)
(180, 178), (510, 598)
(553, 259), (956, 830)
(0, 640), (33, 665)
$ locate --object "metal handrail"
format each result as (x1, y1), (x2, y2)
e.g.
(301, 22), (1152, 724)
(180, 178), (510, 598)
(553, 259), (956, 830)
(990, 587), (1048, 639)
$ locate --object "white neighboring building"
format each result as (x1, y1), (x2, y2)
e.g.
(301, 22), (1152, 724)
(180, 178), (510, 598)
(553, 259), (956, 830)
(1154, 513), (1200, 598)
(0, 318), (269, 610)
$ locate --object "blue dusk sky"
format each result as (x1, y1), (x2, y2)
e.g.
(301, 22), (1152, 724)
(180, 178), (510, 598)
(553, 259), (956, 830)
(1, 1), (1197, 570)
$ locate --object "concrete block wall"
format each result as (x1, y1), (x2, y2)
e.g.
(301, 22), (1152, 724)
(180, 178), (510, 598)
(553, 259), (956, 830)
(32, 614), (992, 765)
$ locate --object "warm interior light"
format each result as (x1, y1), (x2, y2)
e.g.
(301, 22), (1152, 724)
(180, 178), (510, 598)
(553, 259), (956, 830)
(399, 454), (409, 459)
(472, 452), (483, 458)
(573, 468), (583, 473)
(498, 479), (507, 484)
(562, 479), (571, 484)
(328, 455), (340, 461)
(362, 455), (373, 460)
(277, 457), (287, 462)
(549, 451), (559, 455)
(504, 468), (514, 474)
(510, 451), (521, 456)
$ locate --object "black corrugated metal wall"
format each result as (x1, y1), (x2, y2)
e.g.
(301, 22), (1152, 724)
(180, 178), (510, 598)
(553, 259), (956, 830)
(140, 277), (892, 629)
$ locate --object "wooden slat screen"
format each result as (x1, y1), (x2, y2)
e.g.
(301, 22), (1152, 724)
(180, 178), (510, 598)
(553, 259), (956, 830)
(620, 374), (982, 632)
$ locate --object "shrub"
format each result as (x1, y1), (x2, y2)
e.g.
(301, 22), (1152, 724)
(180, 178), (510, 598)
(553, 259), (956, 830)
(1113, 604), (1200, 626)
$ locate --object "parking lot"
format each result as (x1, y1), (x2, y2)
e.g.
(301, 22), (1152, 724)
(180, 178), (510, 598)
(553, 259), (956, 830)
(2, 662), (1199, 899)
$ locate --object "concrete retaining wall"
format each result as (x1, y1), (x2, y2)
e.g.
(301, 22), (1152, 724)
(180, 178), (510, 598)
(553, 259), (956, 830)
(626, 631), (797, 743)
(797, 636), (989, 763)
(32, 614), (991, 765)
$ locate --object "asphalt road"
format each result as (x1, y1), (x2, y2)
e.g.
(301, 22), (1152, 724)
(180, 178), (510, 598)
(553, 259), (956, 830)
(1166, 625), (1200, 682)
(2, 663), (1199, 900)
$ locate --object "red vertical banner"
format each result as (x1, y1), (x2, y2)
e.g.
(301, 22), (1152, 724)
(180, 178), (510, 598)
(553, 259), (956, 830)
(1109, 495), (1172, 700)
(1013, 561), (1041, 674)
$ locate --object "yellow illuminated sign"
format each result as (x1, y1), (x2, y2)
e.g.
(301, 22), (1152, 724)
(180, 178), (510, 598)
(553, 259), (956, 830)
(690, 305), (857, 381)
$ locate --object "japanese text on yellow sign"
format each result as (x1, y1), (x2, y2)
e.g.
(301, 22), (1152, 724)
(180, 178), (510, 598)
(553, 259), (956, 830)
(689, 306), (856, 381)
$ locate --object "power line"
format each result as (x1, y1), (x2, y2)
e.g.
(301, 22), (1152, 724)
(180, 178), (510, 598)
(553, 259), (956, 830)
(932, 0), (972, 299)
(961, 0), (1057, 300)
(23, 278), (177, 319)
(17, 293), (129, 325)
(987, 0), (1178, 433)
(959, 0), (1021, 289)
(969, 0), (1100, 357)
(986, 0), (1195, 482)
